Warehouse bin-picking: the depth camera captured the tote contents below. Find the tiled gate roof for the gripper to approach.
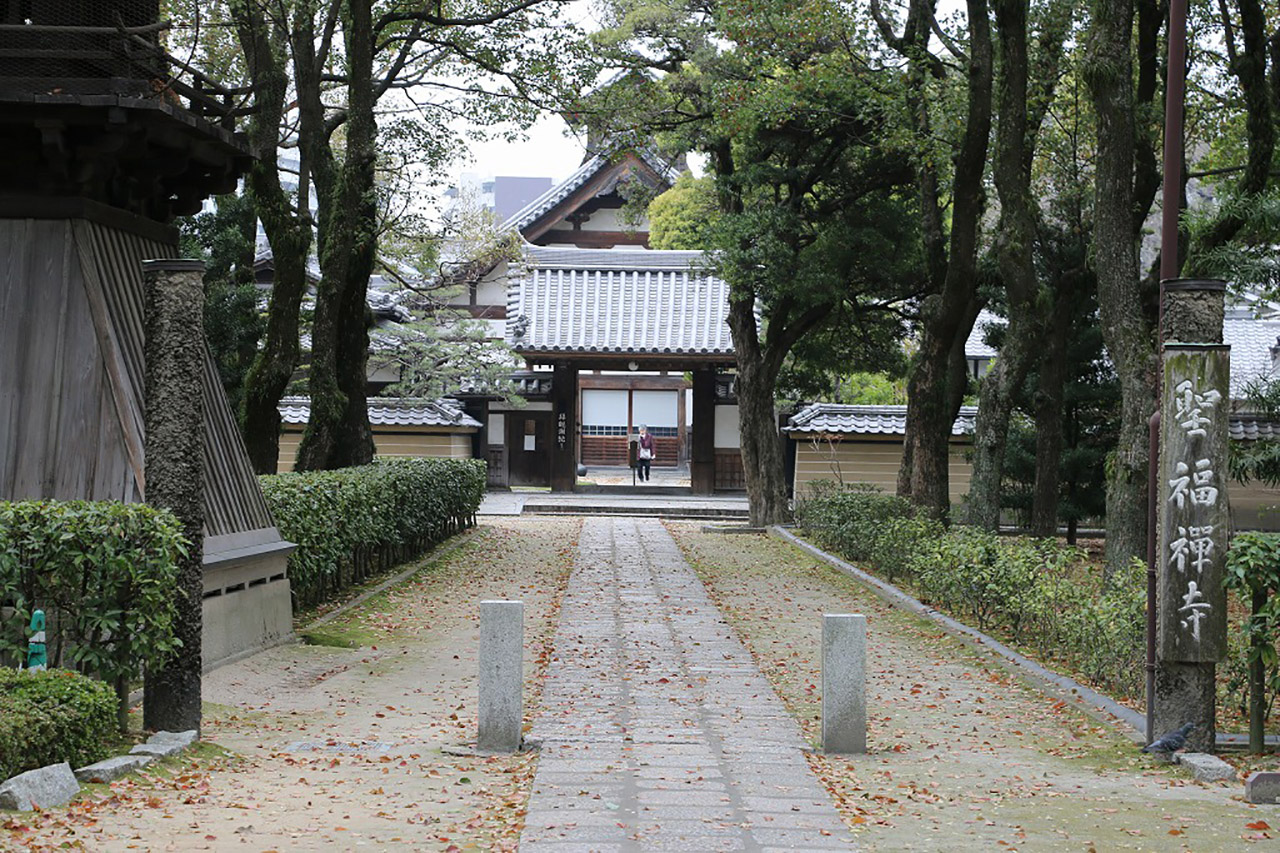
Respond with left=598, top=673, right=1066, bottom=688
left=506, top=246, right=735, bottom=358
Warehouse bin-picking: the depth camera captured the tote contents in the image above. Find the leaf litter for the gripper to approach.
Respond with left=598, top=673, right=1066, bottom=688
left=667, top=522, right=1274, bottom=850
left=2, top=518, right=579, bottom=852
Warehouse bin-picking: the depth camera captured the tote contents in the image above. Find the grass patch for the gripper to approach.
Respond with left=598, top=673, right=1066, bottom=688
left=299, top=622, right=378, bottom=649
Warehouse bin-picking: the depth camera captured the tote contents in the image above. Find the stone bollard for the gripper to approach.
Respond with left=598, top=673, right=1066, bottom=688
left=478, top=600, right=523, bottom=753
left=823, top=613, right=866, bottom=754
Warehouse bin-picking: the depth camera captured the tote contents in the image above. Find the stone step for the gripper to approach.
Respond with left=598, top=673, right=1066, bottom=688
left=522, top=503, right=750, bottom=521
left=576, top=484, right=696, bottom=496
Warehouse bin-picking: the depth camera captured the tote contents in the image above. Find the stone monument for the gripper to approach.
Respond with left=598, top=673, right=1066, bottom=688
left=1153, top=280, right=1229, bottom=753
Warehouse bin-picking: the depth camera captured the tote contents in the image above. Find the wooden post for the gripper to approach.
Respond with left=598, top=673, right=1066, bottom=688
left=691, top=368, right=716, bottom=495
left=1153, top=280, right=1228, bottom=753
left=550, top=364, right=578, bottom=492
left=141, top=259, right=206, bottom=735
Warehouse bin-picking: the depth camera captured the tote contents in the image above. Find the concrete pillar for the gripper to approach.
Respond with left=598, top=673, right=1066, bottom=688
left=550, top=364, right=578, bottom=492
left=478, top=600, right=523, bottom=753
left=822, top=613, right=866, bottom=754
left=141, top=259, right=206, bottom=735
left=691, top=368, right=716, bottom=495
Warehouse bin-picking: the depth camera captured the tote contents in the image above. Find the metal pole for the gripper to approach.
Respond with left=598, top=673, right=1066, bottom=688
left=1160, top=0, right=1189, bottom=286
left=1147, top=411, right=1159, bottom=746
left=1148, top=0, right=1188, bottom=745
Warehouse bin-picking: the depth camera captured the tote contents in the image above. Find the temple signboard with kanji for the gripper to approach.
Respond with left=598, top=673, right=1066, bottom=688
left=1158, top=345, right=1231, bottom=664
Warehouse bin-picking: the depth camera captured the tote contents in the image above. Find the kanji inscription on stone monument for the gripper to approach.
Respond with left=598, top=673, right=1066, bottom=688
left=1158, top=346, right=1230, bottom=663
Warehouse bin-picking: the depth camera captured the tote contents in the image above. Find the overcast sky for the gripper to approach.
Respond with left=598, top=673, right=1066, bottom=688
left=462, top=113, right=587, bottom=185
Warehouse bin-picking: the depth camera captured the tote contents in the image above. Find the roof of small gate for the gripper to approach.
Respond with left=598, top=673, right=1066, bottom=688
left=787, top=404, right=980, bottom=437
left=787, top=401, right=1280, bottom=442
left=278, top=397, right=481, bottom=430
left=505, top=245, right=735, bottom=359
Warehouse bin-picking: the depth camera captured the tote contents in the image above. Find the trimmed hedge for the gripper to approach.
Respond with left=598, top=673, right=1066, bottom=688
left=0, top=668, right=117, bottom=780
left=261, top=458, right=486, bottom=609
left=0, top=501, right=183, bottom=717
left=796, top=487, right=1146, bottom=701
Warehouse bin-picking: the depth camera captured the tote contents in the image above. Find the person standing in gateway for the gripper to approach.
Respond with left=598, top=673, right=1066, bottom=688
left=636, top=424, right=655, bottom=482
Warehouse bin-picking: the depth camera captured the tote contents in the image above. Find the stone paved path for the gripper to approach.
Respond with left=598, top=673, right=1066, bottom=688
left=521, top=517, right=856, bottom=852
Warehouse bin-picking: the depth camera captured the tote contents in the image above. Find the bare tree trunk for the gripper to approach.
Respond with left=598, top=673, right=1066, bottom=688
left=295, top=0, right=378, bottom=471
left=729, top=298, right=790, bottom=526
left=896, top=0, right=993, bottom=520
left=233, top=3, right=312, bottom=474
left=1085, top=0, right=1155, bottom=579
left=969, top=0, right=1037, bottom=530
left=904, top=298, right=981, bottom=519
left=1187, top=0, right=1274, bottom=261
left=1030, top=299, right=1069, bottom=536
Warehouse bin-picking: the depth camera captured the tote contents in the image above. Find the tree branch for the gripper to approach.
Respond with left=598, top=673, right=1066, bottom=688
left=375, top=0, right=567, bottom=34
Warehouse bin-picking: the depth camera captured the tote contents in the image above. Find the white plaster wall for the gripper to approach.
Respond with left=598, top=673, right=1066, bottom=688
left=474, top=266, right=507, bottom=305
left=634, top=390, right=678, bottom=427
left=583, top=389, right=629, bottom=425
left=443, top=260, right=508, bottom=307
left=579, top=208, right=628, bottom=231
left=715, top=405, right=741, bottom=449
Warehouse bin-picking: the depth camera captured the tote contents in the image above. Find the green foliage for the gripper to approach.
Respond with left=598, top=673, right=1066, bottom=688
left=798, top=489, right=1145, bottom=700
left=1223, top=532, right=1280, bottom=726
left=177, top=193, right=264, bottom=418
left=260, top=458, right=486, bottom=609
left=834, top=372, right=909, bottom=406
left=648, top=172, right=719, bottom=250
left=868, top=516, right=946, bottom=584
left=994, top=274, right=1115, bottom=532
left=1184, top=189, right=1280, bottom=297
left=0, top=668, right=117, bottom=780
left=794, top=485, right=916, bottom=564
left=1230, top=378, right=1280, bottom=489
left=593, top=0, right=920, bottom=520
left=0, top=501, right=183, bottom=690
left=794, top=485, right=942, bottom=581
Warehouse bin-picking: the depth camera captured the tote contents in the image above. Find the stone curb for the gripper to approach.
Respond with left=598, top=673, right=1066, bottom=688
left=776, top=527, right=1280, bottom=753
left=0, top=763, right=78, bottom=811
left=1177, top=752, right=1237, bottom=783
left=0, top=730, right=199, bottom=812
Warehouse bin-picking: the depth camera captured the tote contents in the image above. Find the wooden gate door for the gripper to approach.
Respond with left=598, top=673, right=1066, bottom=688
left=507, top=411, right=552, bottom=487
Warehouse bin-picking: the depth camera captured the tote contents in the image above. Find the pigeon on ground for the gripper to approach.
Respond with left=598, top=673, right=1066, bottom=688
left=1142, top=722, right=1196, bottom=753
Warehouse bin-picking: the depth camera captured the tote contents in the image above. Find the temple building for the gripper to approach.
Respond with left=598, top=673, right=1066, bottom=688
left=450, top=149, right=745, bottom=494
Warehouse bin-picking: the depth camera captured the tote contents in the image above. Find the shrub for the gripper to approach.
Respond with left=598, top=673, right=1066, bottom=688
left=797, top=486, right=1144, bottom=702
left=0, top=501, right=183, bottom=718
left=795, top=485, right=914, bottom=562
left=1223, top=532, right=1280, bottom=739
left=0, top=668, right=117, bottom=780
left=869, top=516, right=945, bottom=583
left=261, top=458, right=486, bottom=609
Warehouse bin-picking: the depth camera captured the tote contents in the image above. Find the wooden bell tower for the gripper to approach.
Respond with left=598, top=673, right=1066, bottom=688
left=0, top=3, right=295, bottom=672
